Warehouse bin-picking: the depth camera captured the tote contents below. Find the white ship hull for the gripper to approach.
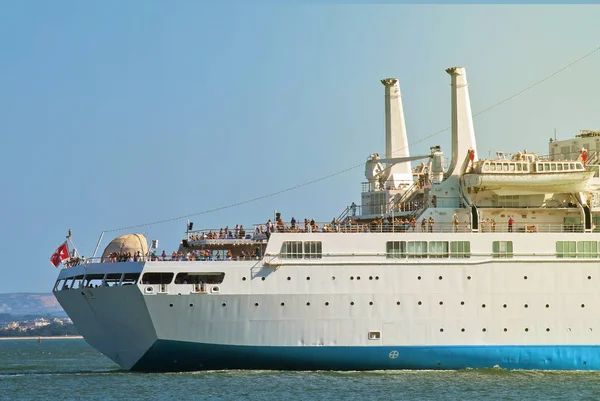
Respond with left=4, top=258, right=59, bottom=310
left=54, top=232, right=600, bottom=371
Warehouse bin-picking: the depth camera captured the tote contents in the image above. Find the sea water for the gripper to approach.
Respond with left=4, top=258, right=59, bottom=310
left=1, top=338, right=599, bottom=401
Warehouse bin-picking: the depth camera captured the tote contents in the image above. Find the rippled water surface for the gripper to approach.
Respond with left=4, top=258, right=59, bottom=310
left=1, top=338, right=600, bottom=400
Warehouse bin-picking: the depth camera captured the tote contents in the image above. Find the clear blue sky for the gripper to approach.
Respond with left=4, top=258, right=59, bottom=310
left=1, top=3, right=599, bottom=293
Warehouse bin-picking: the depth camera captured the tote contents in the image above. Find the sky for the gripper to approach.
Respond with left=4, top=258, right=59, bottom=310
left=1, top=2, right=599, bottom=293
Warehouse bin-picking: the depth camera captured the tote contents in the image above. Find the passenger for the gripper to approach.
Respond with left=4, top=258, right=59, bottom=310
left=421, top=218, right=427, bottom=232
left=508, top=216, right=514, bottom=232
left=161, top=250, right=167, bottom=261
left=453, top=213, right=459, bottom=232
left=226, top=250, right=232, bottom=261
left=428, top=216, right=435, bottom=233
left=491, top=219, right=496, bottom=232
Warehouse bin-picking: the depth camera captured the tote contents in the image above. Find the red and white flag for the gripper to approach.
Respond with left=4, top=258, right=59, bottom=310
left=50, top=242, right=69, bottom=267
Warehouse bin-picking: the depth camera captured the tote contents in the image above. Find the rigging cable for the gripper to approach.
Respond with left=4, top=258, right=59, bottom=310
left=105, top=45, right=600, bottom=233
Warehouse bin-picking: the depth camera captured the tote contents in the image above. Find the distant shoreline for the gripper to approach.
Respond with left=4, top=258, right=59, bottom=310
left=0, top=336, right=82, bottom=340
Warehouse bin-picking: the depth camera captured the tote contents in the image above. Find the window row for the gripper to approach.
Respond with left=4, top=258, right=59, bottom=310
left=386, top=241, right=514, bottom=259
left=280, top=241, right=322, bottom=259
left=556, top=241, right=600, bottom=258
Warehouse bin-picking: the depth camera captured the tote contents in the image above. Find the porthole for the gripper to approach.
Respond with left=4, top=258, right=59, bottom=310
left=524, top=276, right=528, bottom=280
left=504, top=328, right=508, bottom=332
left=461, top=328, right=465, bottom=332
left=306, top=277, right=310, bottom=281
left=222, top=303, right=227, bottom=307
left=546, top=328, right=550, bottom=332
left=357, top=276, right=361, bottom=280
left=460, top=301, right=465, bottom=305
left=287, top=277, right=291, bottom=281
left=369, top=301, right=374, bottom=306
left=169, top=304, right=173, bottom=307
left=242, top=277, right=247, bottom=281
left=255, top=302, right=259, bottom=306
left=440, top=328, right=444, bottom=332
left=350, top=276, right=354, bottom=280
left=481, top=304, right=486, bottom=308
left=482, top=328, right=487, bottom=332
left=280, top=302, right=285, bottom=306
left=588, top=276, right=592, bottom=280
left=467, top=276, right=471, bottom=280
left=261, top=277, right=265, bottom=281
left=350, top=302, right=354, bottom=306
left=524, top=304, right=528, bottom=308
left=369, top=276, right=373, bottom=280
left=417, top=276, right=422, bottom=280
left=581, top=304, right=586, bottom=308
left=589, top=328, right=593, bottom=332
left=503, top=304, right=507, bottom=308
left=325, top=302, right=329, bottom=306
left=439, top=301, right=443, bottom=305
left=189, top=304, right=194, bottom=307
left=332, top=276, right=336, bottom=280
left=546, top=304, right=550, bottom=308
left=439, top=276, right=443, bottom=280
left=396, top=301, right=400, bottom=305
left=375, top=276, right=380, bottom=280
left=306, top=302, right=310, bottom=306
left=418, top=301, right=422, bottom=305
left=568, top=328, right=572, bottom=332
left=525, top=328, right=529, bottom=332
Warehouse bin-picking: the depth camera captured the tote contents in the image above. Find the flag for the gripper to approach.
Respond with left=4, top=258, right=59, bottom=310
left=50, top=242, right=69, bottom=267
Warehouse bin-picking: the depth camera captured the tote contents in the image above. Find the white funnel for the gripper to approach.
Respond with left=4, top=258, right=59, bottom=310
left=381, top=78, right=413, bottom=188
left=446, top=67, right=478, bottom=176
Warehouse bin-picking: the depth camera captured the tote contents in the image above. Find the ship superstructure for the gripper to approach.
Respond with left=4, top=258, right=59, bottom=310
left=53, top=67, right=600, bottom=372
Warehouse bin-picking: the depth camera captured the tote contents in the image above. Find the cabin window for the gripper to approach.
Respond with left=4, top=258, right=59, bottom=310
left=557, top=164, right=563, bottom=171
left=516, top=164, right=522, bottom=171
left=577, top=241, right=598, bottom=258
left=104, top=273, right=122, bottom=287
left=304, top=241, right=322, bottom=259
left=83, top=274, right=105, bottom=288
left=570, top=163, right=576, bottom=170
left=407, top=241, right=428, bottom=258
left=556, top=241, right=577, bottom=258
left=175, top=273, right=225, bottom=284
left=71, top=275, right=85, bottom=289
left=537, top=164, right=543, bottom=172
left=122, top=273, right=140, bottom=285
left=503, top=163, right=509, bottom=171
left=483, top=164, right=489, bottom=171
left=54, top=279, right=66, bottom=291
left=368, top=331, right=381, bottom=340
left=450, top=241, right=471, bottom=258
left=141, top=272, right=174, bottom=285
left=544, top=163, right=550, bottom=171
left=490, top=164, right=496, bottom=172
left=577, top=163, right=583, bottom=169
left=429, top=241, right=449, bottom=258
left=523, top=164, right=528, bottom=172
left=386, top=241, right=406, bottom=258
left=492, top=241, right=513, bottom=258
left=281, top=241, right=303, bottom=259
left=551, top=163, right=557, bottom=171
left=509, top=164, right=515, bottom=171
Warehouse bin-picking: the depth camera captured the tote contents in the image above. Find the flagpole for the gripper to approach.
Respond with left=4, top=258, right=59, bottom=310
left=91, top=231, right=105, bottom=260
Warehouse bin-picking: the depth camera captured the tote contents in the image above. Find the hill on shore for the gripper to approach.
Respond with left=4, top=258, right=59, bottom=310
left=0, top=293, right=65, bottom=317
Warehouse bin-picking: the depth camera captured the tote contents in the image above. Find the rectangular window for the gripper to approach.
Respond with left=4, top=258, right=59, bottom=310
left=407, top=241, right=428, bottom=258
left=523, top=163, right=528, bottom=172
left=570, top=163, right=576, bottom=170
left=483, top=164, right=489, bottom=171
left=141, top=272, right=174, bottom=285
left=537, top=164, right=544, bottom=172
left=429, top=241, right=449, bottom=258
left=450, top=241, right=471, bottom=258
left=490, top=164, right=496, bottom=171
left=577, top=241, right=597, bottom=258
left=556, top=241, right=577, bottom=258
left=368, top=331, right=381, bottom=340
left=304, top=241, right=322, bottom=259
left=503, top=163, right=509, bottom=171
left=516, top=164, right=522, bottom=171
left=557, top=164, right=563, bottom=171
left=281, top=241, right=303, bottom=259
left=492, top=241, right=513, bottom=258
left=386, top=241, right=406, bottom=258
left=551, top=163, right=557, bottom=171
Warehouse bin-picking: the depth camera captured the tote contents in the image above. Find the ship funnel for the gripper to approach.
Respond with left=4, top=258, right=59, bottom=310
left=446, top=67, right=478, bottom=176
left=381, top=78, right=413, bottom=188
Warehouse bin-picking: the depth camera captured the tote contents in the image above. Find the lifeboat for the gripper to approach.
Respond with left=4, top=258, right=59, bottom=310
left=462, top=151, right=595, bottom=194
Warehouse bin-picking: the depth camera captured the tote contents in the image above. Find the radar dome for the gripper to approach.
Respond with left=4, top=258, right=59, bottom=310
left=101, top=234, right=149, bottom=261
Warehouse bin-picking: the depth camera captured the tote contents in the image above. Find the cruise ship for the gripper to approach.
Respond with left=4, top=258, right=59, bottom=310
left=52, top=67, right=600, bottom=372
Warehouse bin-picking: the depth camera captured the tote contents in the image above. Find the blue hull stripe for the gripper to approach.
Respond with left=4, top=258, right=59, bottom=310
left=131, top=341, right=600, bottom=372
